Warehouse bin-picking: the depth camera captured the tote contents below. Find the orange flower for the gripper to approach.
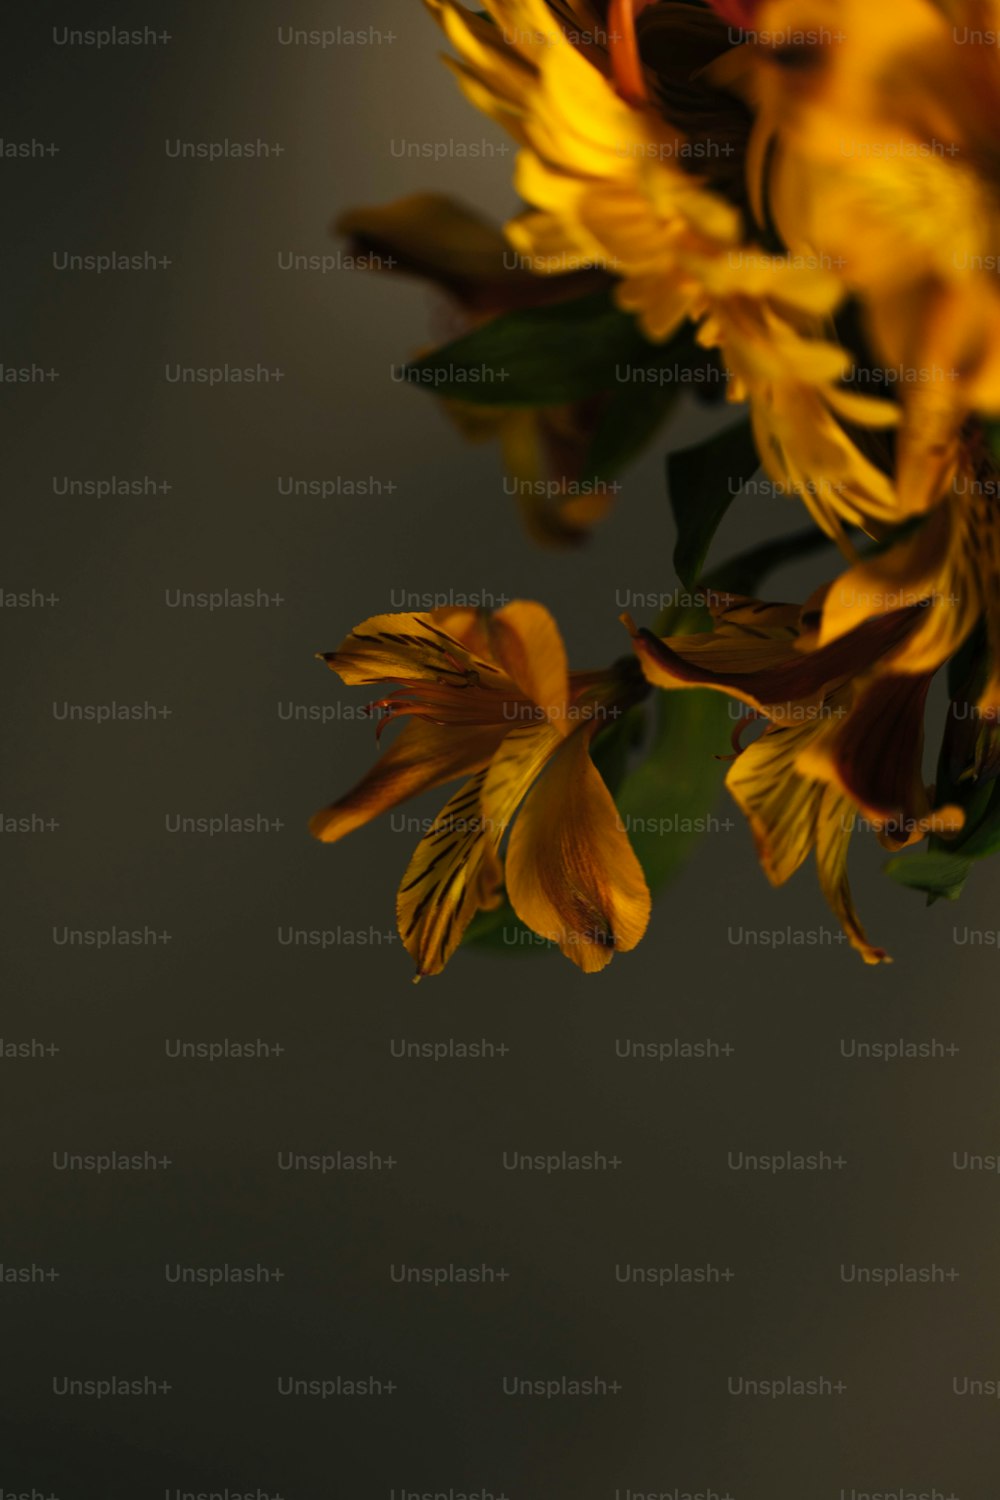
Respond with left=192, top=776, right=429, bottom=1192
left=310, top=603, right=651, bottom=977
left=624, top=592, right=964, bottom=961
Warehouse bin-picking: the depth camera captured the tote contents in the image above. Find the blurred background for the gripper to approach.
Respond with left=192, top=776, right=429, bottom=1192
left=2, top=0, right=999, bottom=1494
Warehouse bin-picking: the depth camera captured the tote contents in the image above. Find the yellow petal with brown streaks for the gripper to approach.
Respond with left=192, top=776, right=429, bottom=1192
left=309, top=719, right=507, bottom=844
left=815, top=788, right=890, bottom=965
left=399, top=722, right=563, bottom=975
left=320, top=611, right=512, bottom=690
left=725, top=719, right=823, bottom=885
left=504, top=728, right=650, bottom=971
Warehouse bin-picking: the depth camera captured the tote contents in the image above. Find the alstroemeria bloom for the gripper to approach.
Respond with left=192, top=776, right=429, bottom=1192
left=310, top=603, right=651, bottom=977
left=426, top=0, right=743, bottom=339
left=623, top=593, right=964, bottom=961
left=425, top=0, right=897, bottom=539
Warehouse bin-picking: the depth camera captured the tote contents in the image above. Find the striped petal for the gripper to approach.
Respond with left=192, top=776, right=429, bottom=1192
left=625, top=602, right=921, bottom=720
left=815, top=790, right=890, bottom=966
left=321, top=611, right=512, bottom=691
left=726, top=712, right=890, bottom=962
left=798, top=674, right=965, bottom=850
left=398, top=722, right=563, bottom=976
left=818, top=498, right=983, bottom=675
left=309, top=719, right=508, bottom=844
left=726, top=717, right=824, bottom=884
left=396, top=770, right=500, bottom=978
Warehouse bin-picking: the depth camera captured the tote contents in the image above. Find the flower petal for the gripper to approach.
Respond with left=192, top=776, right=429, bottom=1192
left=624, top=602, right=921, bottom=719
left=399, top=722, right=563, bottom=975
left=309, top=719, right=507, bottom=844
left=818, top=499, right=982, bottom=674
left=321, top=611, right=511, bottom=689
left=815, top=789, right=890, bottom=965
left=336, top=193, right=511, bottom=299
left=725, top=703, right=891, bottom=962
left=797, top=673, right=964, bottom=848
left=396, top=770, right=499, bottom=978
left=504, top=729, right=651, bottom=971
left=725, top=718, right=824, bottom=884
left=487, top=600, right=571, bottom=730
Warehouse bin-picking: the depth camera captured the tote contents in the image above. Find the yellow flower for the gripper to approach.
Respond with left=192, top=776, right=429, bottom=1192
left=715, top=0, right=1000, bottom=512
left=623, top=592, right=964, bottom=962
left=310, top=602, right=651, bottom=976
left=426, top=0, right=743, bottom=338
left=426, top=0, right=899, bottom=541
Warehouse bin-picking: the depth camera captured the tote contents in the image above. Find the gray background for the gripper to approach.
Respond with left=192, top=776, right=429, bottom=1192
left=3, top=1, right=999, bottom=1495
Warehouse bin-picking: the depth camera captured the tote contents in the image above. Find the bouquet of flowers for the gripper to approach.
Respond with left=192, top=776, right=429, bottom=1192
left=310, top=0, right=1000, bottom=978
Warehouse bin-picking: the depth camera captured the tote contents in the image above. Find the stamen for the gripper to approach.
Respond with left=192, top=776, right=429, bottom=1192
left=607, top=0, right=650, bottom=107
left=717, top=711, right=760, bottom=760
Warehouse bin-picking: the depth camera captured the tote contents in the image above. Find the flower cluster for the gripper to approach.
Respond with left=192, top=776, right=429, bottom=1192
left=311, top=0, right=1000, bottom=974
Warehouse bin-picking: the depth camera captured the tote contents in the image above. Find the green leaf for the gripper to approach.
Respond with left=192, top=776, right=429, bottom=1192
left=884, top=850, right=973, bottom=901
left=584, top=382, right=679, bottom=481
left=614, top=678, right=731, bottom=892
left=590, top=703, right=647, bottom=796
left=581, top=323, right=710, bottom=479
left=462, top=900, right=550, bottom=954
left=404, top=290, right=670, bottom=407
left=949, top=778, right=1000, bottom=861
left=668, top=417, right=761, bottom=587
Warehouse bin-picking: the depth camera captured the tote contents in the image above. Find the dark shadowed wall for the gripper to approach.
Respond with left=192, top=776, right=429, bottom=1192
left=2, top=2, right=998, bottom=1496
